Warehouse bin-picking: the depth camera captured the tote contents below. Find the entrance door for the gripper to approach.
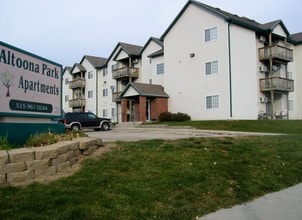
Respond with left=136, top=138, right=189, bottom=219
left=146, top=100, right=150, bottom=121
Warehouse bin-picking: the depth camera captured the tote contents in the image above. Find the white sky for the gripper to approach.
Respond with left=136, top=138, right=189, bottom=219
left=1, top=0, right=301, bottom=67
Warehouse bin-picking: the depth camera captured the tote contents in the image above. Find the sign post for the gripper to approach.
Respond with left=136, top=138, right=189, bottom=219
left=0, top=41, right=64, bottom=145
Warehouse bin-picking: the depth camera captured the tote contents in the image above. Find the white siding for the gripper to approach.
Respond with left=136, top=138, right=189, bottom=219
left=230, top=24, right=258, bottom=119
left=164, top=4, right=230, bottom=120
left=81, top=59, right=97, bottom=114
left=292, top=45, right=302, bottom=119
left=272, top=24, right=287, bottom=38
left=62, top=69, right=72, bottom=113
left=141, top=40, right=164, bottom=85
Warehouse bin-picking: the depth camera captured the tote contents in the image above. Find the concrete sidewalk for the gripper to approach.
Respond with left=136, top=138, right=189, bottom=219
left=199, top=183, right=302, bottom=220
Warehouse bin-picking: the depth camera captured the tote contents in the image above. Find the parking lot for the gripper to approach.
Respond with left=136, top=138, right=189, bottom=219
left=86, top=126, right=279, bottom=142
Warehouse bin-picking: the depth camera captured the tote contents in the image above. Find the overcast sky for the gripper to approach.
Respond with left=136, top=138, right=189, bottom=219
left=1, top=0, right=301, bottom=67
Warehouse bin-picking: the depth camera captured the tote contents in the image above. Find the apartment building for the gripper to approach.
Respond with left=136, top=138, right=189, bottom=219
left=63, top=0, right=302, bottom=122
left=63, top=55, right=107, bottom=115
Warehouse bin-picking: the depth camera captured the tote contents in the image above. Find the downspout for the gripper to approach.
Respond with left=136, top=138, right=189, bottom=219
left=228, top=22, right=233, bottom=118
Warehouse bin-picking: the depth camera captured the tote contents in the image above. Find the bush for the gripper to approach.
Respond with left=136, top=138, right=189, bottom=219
left=0, top=135, right=12, bottom=150
left=158, top=112, right=191, bottom=122
left=25, top=130, right=87, bottom=147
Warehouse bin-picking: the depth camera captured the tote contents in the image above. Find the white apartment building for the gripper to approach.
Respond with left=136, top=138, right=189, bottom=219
left=63, top=0, right=302, bottom=122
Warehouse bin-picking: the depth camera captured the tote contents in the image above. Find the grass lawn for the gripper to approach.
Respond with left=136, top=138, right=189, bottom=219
left=155, top=120, right=302, bottom=134
left=1, top=121, right=302, bottom=219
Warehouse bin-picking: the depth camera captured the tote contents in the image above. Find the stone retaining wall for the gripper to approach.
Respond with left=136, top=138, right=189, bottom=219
left=0, top=137, right=103, bottom=185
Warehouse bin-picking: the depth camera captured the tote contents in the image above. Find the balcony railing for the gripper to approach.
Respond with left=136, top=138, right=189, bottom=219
left=69, top=78, right=86, bottom=89
left=259, top=45, right=293, bottom=62
left=112, top=67, right=139, bottom=79
left=260, top=77, right=294, bottom=92
left=69, top=99, right=86, bottom=108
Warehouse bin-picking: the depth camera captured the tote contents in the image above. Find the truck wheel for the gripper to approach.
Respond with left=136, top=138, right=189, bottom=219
left=101, top=122, right=110, bottom=131
left=71, top=124, right=80, bottom=132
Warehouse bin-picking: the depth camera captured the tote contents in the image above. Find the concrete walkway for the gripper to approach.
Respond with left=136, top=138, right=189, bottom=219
left=199, top=183, right=302, bottom=220
left=87, top=126, right=280, bottom=142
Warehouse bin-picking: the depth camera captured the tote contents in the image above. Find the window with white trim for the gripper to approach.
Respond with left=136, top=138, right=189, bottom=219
left=88, top=90, right=93, bottom=98
left=65, top=95, right=69, bottom=102
left=103, top=68, right=108, bottom=77
left=103, top=109, right=108, bottom=117
left=65, top=78, right=69, bottom=85
left=205, top=27, right=218, bottom=42
left=206, top=95, right=219, bottom=109
left=111, top=108, right=116, bottom=117
left=103, top=88, right=108, bottom=97
left=288, top=100, right=293, bottom=111
left=205, top=61, right=218, bottom=75
left=88, top=71, right=93, bottom=79
left=156, top=63, right=164, bottom=74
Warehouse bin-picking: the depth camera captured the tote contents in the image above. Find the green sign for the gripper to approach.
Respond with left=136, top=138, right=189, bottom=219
left=9, top=99, right=52, bottom=113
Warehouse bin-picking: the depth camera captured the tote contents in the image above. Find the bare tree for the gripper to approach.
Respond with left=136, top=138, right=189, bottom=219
left=0, top=70, right=14, bottom=97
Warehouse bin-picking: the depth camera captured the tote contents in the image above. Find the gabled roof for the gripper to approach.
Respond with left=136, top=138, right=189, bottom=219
left=81, top=55, right=107, bottom=68
left=148, top=49, right=164, bottom=58
left=260, top=20, right=289, bottom=36
left=119, top=82, right=169, bottom=99
left=63, top=66, right=72, bottom=73
left=70, top=63, right=86, bottom=74
left=119, top=42, right=143, bottom=56
left=107, top=42, right=143, bottom=63
left=290, top=32, right=302, bottom=44
left=140, top=37, right=163, bottom=55
left=62, top=66, right=72, bottom=76
left=161, top=0, right=292, bottom=39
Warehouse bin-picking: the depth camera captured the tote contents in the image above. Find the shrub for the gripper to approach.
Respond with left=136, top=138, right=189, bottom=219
left=26, top=132, right=58, bottom=147
left=158, top=112, right=191, bottom=122
left=25, top=130, right=87, bottom=147
left=0, top=135, right=12, bottom=150
left=158, top=112, right=173, bottom=122
left=172, top=112, right=191, bottom=121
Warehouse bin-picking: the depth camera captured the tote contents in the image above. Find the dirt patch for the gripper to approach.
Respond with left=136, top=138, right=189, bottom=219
left=8, top=143, right=118, bottom=187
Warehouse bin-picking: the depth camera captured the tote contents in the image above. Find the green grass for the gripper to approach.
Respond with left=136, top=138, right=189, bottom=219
left=1, top=130, right=302, bottom=219
left=155, top=120, right=302, bottom=134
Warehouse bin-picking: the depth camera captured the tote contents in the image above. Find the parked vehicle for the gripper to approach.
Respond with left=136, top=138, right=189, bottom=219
left=60, top=112, right=112, bottom=131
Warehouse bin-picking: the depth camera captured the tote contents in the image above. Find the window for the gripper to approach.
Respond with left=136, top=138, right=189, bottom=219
left=288, top=100, right=293, bottom=111
left=149, top=58, right=152, bottom=64
left=65, top=78, right=69, bottom=85
left=205, top=27, right=218, bottom=42
left=88, top=71, right=93, bottom=79
left=206, top=95, right=219, bottom=109
left=88, top=90, right=93, bottom=98
left=103, top=88, right=108, bottom=97
left=103, top=68, right=108, bottom=77
left=65, top=95, right=69, bottom=102
left=111, top=108, right=116, bottom=117
left=103, top=109, right=108, bottom=117
left=156, top=63, right=164, bottom=74
left=205, top=61, right=218, bottom=75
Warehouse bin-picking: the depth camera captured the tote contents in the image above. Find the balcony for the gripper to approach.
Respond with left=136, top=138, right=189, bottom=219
left=69, top=99, right=86, bottom=108
left=259, top=45, right=293, bottom=63
left=112, top=92, right=122, bottom=102
left=260, top=77, right=294, bottom=92
left=69, top=78, right=86, bottom=89
left=112, top=67, right=139, bottom=79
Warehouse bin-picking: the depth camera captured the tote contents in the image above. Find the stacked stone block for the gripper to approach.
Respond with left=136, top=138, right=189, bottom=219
left=0, top=138, right=103, bottom=185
